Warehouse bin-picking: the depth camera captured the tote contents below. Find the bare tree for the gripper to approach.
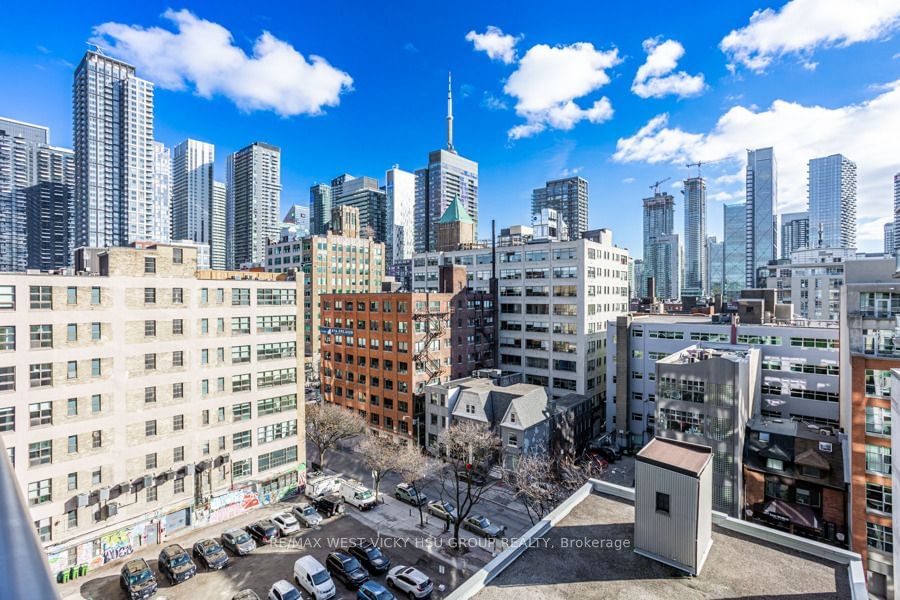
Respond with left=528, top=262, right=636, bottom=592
left=506, top=447, right=599, bottom=525
left=436, top=421, right=501, bottom=551
left=305, top=403, right=365, bottom=470
left=358, top=435, right=401, bottom=503
left=396, top=444, right=438, bottom=527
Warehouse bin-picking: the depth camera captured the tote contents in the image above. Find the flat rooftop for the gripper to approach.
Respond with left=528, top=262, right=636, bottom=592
left=472, top=491, right=852, bottom=600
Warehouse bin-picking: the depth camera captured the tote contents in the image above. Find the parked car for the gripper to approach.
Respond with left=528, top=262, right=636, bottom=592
left=395, top=483, right=427, bottom=506
left=595, top=447, right=619, bottom=463
left=192, top=538, right=230, bottom=570
left=457, top=469, right=487, bottom=487
left=222, top=528, right=257, bottom=556
left=314, top=493, right=345, bottom=518
left=357, top=581, right=395, bottom=600
left=272, top=512, right=301, bottom=536
left=268, top=580, right=302, bottom=600
left=600, top=445, right=622, bottom=459
left=386, top=565, right=433, bottom=599
left=462, top=515, right=506, bottom=539
left=119, top=558, right=158, bottom=600
left=248, top=519, right=280, bottom=544
left=293, top=503, right=324, bottom=527
left=348, top=541, right=391, bottom=574
left=157, top=544, right=198, bottom=585
left=232, top=591, right=260, bottom=600
left=427, top=500, right=457, bottom=523
left=294, top=555, right=337, bottom=600
left=326, top=551, right=370, bottom=589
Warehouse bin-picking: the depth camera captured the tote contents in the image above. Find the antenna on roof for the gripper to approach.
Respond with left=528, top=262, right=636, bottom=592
left=87, top=42, right=106, bottom=55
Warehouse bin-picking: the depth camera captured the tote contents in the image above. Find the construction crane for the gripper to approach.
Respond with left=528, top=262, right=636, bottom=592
left=685, top=158, right=728, bottom=178
left=649, top=177, right=671, bottom=195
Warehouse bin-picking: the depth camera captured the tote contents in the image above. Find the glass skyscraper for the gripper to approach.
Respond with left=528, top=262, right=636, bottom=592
left=780, top=211, right=809, bottom=258
left=706, top=236, right=724, bottom=297
left=334, top=176, right=387, bottom=243
left=808, top=153, right=857, bottom=249
left=642, top=192, right=678, bottom=299
left=745, top=147, right=777, bottom=287
left=724, top=203, right=746, bottom=301
left=531, top=176, right=589, bottom=241
left=73, top=51, right=158, bottom=248
left=172, top=139, right=215, bottom=249
left=682, top=177, right=706, bottom=296
left=309, top=183, right=333, bottom=235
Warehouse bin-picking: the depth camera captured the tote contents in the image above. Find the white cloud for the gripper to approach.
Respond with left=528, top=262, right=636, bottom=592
left=709, top=191, right=737, bottom=202
left=613, top=81, right=900, bottom=243
left=561, top=167, right=583, bottom=177
left=481, top=92, right=508, bottom=111
left=632, top=37, right=705, bottom=99
left=721, top=0, right=900, bottom=71
left=504, top=42, right=619, bottom=139
left=622, top=177, right=636, bottom=184
left=92, top=9, right=353, bottom=117
left=465, top=26, right=521, bottom=64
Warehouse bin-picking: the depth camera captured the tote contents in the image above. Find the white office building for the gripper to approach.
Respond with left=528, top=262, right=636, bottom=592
left=412, top=229, right=630, bottom=423
left=386, top=166, right=416, bottom=265
left=172, top=139, right=215, bottom=253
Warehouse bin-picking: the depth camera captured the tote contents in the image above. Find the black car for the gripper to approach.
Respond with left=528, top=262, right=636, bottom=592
left=192, top=538, right=230, bottom=570
left=120, top=558, right=158, bottom=600
left=595, top=447, right=619, bottom=463
left=347, top=541, right=391, bottom=574
left=326, top=551, right=370, bottom=589
left=314, top=493, right=345, bottom=517
left=157, top=544, right=198, bottom=585
left=458, top=469, right=487, bottom=487
left=247, top=519, right=280, bottom=545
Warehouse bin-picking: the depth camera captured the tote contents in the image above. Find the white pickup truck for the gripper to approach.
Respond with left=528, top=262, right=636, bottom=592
left=339, top=479, right=377, bottom=510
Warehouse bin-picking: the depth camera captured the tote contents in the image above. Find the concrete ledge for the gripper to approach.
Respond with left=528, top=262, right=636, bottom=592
left=444, top=482, right=593, bottom=600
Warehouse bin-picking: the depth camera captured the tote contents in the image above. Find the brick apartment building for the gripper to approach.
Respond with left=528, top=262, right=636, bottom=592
left=320, top=265, right=495, bottom=444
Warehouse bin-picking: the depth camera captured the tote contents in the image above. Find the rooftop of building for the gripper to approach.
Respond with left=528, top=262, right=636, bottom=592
left=439, top=196, right=474, bottom=224
left=657, top=344, right=754, bottom=366
left=467, top=485, right=857, bottom=600
left=636, top=438, right=711, bottom=477
left=621, top=312, right=838, bottom=329
left=744, top=417, right=845, bottom=490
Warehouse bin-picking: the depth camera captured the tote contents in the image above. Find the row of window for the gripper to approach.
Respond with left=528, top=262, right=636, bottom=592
left=0, top=285, right=103, bottom=311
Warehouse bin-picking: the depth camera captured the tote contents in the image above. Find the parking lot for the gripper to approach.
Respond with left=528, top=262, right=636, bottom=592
left=63, top=500, right=477, bottom=600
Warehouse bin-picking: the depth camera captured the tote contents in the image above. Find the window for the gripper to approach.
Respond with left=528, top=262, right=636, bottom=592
left=866, top=406, right=892, bottom=436
left=91, top=358, right=101, bottom=376
left=0, top=285, right=15, bottom=310
left=173, top=382, right=184, bottom=398
left=144, top=288, right=156, bottom=304
left=28, top=480, right=51, bottom=505
left=0, top=325, right=14, bottom=351
left=173, top=415, right=184, bottom=431
left=30, top=325, right=52, bottom=349
left=172, top=351, right=184, bottom=367
left=35, top=518, right=51, bottom=542
left=866, top=483, right=892, bottom=514
left=28, top=440, right=52, bottom=466
left=0, top=366, right=13, bottom=392
left=146, top=453, right=157, bottom=470
left=257, top=446, right=298, bottom=472
left=144, top=257, right=156, bottom=273
left=91, top=394, right=102, bottom=414
left=258, top=368, right=296, bottom=389
left=29, top=286, right=51, bottom=309
left=145, top=420, right=157, bottom=437
left=232, top=374, right=251, bottom=392
left=29, top=402, right=52, bottom=427
left=145, top=354, right=156, bottom=370
left=144, top=320, right=156, bottom=337
left=232, top=402, right=251, bottom=421
left=0, top=406, right=14, bottom=431
left=173, top=319, right=184, bottom=335
left=258, top=394, right=297, bottom=416
left=866, top=444, right=891, bottom=475
left=174, top=478, right=185, bottom=494
left=231, top=345, right=251, bottom=364
left=66, top=287, right=77, bottom=305
left=92, top=469, right=101, bottom=485
left=144, top=387, right=156, bottom=403
left=67, top=361, right=77, bottom=379
left=67, top=473, right=77, bottom=490
left=508, top=433, right=518, bottom=448
left=67, top=324, right=77, bottom=342
left=655, top=492, right=670, bottom=514
left=232, top=288, right=250, bottom=306
left=172, top=248, right=183, bottom=264
left=91, top=430, right=101, bottom=448
left=147, top=486, right=157, bottom=502
left=257, top=420, right=297, bottom=444
left=30, top=363, right=52, bottom=387
left=67, top=435, right=77, bottom=454
left=66, top=398, right=77, bottom=416
left=231, top=317, right=250, bottom=335
left=233, top=459, right=252, bottom=479
left=90, top=287, right=101, bottom=305
left=173, top=446, right=184, bottom=462
left=232, top=430, right=252, bottom=450
left=91, top=323, right=101, bottom=340
left=867, top=521, right=893, bottom=553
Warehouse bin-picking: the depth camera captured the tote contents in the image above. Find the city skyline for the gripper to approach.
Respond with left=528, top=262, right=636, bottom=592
left=0, top=2, right=897, bottom=257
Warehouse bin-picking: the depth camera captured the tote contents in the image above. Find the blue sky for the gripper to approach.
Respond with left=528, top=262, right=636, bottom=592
left=1, top=1, right=898, bottom=254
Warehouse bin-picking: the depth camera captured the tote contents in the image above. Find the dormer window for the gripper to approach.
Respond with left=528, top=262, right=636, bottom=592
left=466, top=404, right=475, bottom=414
left=759, top=432, right=770, bottom=443
left=510, top=413, right=516, bottom=423
left=800, top=465, right=822, bottom=478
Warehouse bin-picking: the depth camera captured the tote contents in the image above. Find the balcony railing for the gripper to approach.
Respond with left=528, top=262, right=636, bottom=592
left=0, top=438, right=59, bottom=599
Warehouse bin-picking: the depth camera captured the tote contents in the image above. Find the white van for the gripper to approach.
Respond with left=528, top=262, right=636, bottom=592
left=293, top=555, right=336, bottom=600
left=339, top=479, right=377, bottom=510
left=304, top=472, right=343, bottom=500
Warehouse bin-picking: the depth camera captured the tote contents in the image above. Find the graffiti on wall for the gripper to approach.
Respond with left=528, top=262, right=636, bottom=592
left=101, top=527, right=135, bottom=564
left=206, top=490, right=261, bottom=525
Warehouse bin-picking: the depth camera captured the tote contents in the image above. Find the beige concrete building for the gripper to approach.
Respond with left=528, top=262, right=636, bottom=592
left=0, top=243, right=304, bottom=577
left=265, top=206, right=385, bottom=385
